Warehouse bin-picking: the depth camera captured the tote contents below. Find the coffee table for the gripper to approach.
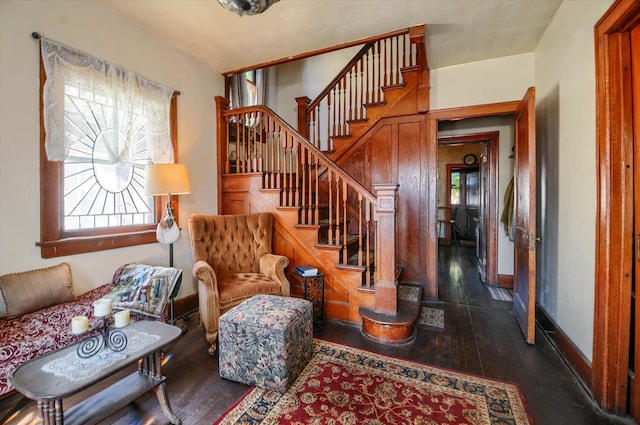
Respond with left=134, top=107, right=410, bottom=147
left=9, top=320, right=182, bottom=425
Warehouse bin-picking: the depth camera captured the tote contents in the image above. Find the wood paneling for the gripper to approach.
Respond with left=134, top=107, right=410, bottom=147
left=337, top=115, right=429, bottom=295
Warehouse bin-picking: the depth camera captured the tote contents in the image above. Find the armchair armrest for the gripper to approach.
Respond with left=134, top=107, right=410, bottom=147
left=193, top=260, right=216, bottom=286
left=259, top=254, right=290, bottom=296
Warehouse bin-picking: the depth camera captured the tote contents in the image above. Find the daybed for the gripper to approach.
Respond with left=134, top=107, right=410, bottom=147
left=0, top=262, right=182, bottom=397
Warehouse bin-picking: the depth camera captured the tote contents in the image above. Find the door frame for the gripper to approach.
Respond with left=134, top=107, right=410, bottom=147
left=593, top=0, right=640, bottom=415
left=438, top=132, right=499, bottom=285
left=427, top=101, right=521, bottom=299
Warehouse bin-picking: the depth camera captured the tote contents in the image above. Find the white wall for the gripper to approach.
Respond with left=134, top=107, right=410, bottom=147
left=431, top=53, right=535, bottom=110
left=534, top=0, right=613, bottom=362
left=0, top=0, right=223, bottom=297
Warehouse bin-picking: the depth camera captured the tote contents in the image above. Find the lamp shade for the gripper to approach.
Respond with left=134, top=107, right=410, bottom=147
left=144, top=163, right=191, bottom=196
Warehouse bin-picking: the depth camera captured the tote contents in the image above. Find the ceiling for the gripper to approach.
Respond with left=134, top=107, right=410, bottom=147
left=102, top=0, right=563, bottom=74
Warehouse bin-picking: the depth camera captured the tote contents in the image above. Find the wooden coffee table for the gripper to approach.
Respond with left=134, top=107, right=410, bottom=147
left=9, top=320, right=182, bottom=425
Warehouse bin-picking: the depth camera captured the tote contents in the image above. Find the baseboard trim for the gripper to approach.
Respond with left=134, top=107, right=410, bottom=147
left=497, top=274, right=513, bottom=288
left=536, top=305, right=592, bottom=392
left=174, top=293, right=198, bottom=318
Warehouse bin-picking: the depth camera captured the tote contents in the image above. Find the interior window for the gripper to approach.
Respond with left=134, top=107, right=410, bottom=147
left=450, top=171, right=461, bottom=205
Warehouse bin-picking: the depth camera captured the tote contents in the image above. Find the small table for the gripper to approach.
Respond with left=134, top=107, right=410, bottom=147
left=292, top=269, right=324, bottom=328
left=10, top=320, right=181, bottom=425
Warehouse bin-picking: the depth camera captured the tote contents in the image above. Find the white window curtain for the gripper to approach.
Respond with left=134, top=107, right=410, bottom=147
left=40, top=38, right=174, bottom=163
left=229, top=73, right=247, bottom=109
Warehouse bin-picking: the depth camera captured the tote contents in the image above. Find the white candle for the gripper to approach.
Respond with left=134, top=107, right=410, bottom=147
left=71, top=316, right=89, bottom=335
left=114, top=310, right=130, bottom=328
left=93, top=299, right=112, bottom=317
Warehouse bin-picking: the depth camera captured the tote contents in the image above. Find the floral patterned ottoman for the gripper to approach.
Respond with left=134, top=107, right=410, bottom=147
left=218, top=294, right=313, bottom=393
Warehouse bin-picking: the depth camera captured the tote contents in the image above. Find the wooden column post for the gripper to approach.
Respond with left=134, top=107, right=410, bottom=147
left=409, top=25, right=430, bottom=113
left=215, top=96, right=230, bottom=213
left=374, top=183, right=399, bottom=315
left=295, top=96, right=311, bottom=139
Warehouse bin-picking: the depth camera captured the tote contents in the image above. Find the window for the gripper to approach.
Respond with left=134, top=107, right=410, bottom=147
left=450, top=171, right=461, bottom=205
left=228, top=68, right=266, bottom=109
left=37, top=38, right=178, bottom=258
left=244, top=70, right=258, bottom=106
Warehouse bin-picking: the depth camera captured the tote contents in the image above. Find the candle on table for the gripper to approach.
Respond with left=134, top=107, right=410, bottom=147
left=114, top=310, right=130, bottom=328
left=71, top=316, right=89, bottom=334
left=93, top=299, right=112, bottom=317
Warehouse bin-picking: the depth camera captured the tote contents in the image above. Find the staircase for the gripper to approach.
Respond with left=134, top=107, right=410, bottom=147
left=215, top=25, right=429, bottom=344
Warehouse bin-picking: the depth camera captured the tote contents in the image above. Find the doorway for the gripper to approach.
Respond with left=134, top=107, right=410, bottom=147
left=427, top=88, right=537, bottom=344
left=593, top=2, right=640, bottom=419
left=436, top=128, right=504, bottom=288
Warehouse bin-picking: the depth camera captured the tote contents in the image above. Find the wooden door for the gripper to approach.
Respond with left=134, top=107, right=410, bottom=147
left=631, top=21, right=640, bottom=423
left=478, top=143, right=489, bottom=282
left=513, top=87, right=537, bottom=344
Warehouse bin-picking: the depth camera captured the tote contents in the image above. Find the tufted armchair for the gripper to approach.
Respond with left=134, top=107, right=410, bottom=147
left=188, top=213, right=290, bottom=354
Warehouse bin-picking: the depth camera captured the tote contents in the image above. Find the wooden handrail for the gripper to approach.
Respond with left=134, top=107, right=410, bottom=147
left=299, top=25, right=426, bottom=151
left=308, top=42, right=375, bottom=113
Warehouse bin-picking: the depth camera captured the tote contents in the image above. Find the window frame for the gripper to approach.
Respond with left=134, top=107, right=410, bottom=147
left=37, top=55, right=180, bottom=258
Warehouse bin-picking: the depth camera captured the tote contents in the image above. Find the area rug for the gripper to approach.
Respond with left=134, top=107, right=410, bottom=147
left=418, top=302, right=445, bottom=331
left=214, top=339, right=533, bottom=425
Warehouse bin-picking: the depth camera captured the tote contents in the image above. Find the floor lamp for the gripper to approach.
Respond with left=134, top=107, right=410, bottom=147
left=145, top=163, right=191, bottom=333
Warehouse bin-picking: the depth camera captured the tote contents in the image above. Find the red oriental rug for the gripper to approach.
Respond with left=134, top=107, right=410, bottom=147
left=214, top=340, right=534, bottom=425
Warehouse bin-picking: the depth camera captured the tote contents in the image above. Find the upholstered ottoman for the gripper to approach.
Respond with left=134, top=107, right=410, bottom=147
left=218, top=294, right=313, bottom=393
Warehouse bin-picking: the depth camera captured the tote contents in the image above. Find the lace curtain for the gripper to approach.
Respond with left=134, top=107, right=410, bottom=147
left=40, top=38, right=174, bottom=163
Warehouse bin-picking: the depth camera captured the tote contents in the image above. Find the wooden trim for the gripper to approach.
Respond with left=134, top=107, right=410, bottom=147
left=536, top=305, right=593, bottom=391
left=222, top=26, right=414, bottom=76
left=174, top=293, right=199, bottom=318
left=497, top=274, right=514, bottom=288
left=593, top=0, right=640, bottom=413
left=429, top=101, right=520, bottom=121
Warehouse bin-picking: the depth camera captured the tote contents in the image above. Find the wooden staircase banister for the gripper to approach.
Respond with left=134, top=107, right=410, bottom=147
left=218, top=103, right=381, bottom=288
left=221, top=104, right=377, bottom=204
left=307, top=41, right=375, bottom=114
left=298, top=24, right=427, bottom=152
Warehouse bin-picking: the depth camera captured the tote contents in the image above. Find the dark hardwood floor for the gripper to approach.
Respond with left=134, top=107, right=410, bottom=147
left=1, top=246, right=636, bottom=424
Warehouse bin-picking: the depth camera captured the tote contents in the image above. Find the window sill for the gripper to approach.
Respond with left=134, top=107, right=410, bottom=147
left=37, top=230, right=158, bottom=258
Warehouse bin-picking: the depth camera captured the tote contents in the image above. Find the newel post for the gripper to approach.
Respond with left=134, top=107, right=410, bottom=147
left=374, top=183, right=399, bottom=315
left=295, top=96, right=311, bottom=139
left=409, top=24, right=430, bottom=113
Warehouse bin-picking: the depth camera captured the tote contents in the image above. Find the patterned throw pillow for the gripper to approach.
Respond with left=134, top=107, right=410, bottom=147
left=105, top=263, right=182, bottom=320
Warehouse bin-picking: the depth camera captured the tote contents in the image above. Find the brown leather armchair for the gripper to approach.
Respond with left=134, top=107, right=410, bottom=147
left=187, top=213, right=290, bottom=354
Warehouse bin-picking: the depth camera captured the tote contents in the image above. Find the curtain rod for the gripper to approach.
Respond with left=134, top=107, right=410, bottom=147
left=31, top=32, right=181, bottom=96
